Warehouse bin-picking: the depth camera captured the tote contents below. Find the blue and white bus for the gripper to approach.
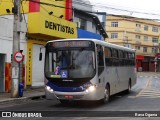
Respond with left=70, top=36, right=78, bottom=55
left=42, top=38, right=137, bottom=104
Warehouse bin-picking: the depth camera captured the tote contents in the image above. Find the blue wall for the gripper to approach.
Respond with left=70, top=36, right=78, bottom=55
left=78, top=29, right=101, bottom=40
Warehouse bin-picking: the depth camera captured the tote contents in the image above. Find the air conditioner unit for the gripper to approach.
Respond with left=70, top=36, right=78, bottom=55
left=77, top=22, right=81, bottom=28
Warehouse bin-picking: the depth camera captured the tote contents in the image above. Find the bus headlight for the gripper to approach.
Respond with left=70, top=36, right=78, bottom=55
left=46, top=86, right=54, bottom=92
left=86, top=85, right=96, bottom=92
left=88, top=85, right=96, bottom=91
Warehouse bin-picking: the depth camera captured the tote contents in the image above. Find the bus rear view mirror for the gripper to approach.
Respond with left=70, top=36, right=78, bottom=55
left=39, top=52, right=42, bottom=61
left=39, top=45, right=45, bottom=61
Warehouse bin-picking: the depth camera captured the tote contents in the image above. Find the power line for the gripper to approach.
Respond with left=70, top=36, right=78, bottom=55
left=91, top=3, right=160, bottom=16
left=23, top=0, right=160, bottom=20
left=26, top=0, right=68, bottom=9
left=21, top=1, right=28, bottom=32
left=40, top=4, right=63, bottom=19
left=87, top=1, right=160, bottom=19
left=0, top=0, right=158, bottom=19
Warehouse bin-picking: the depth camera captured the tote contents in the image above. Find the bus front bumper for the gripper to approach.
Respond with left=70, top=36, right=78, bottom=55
left=45, top=86, right=103, bottom=101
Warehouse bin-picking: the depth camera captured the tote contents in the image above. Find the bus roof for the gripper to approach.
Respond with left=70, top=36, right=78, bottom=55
left=47, top=38, right=136, bottom=52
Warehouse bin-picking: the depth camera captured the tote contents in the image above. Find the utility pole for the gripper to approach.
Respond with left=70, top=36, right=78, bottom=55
left=11, top=0, right=21, bottom=98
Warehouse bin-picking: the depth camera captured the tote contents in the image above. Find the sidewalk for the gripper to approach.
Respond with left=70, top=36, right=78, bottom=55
left=137, top=72, right=160, bottom=77
left=0, top=86, right=45, bottom=104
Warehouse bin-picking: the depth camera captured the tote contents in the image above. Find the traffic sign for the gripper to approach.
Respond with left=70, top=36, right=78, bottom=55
left=14, top=52, right=24, bottom=63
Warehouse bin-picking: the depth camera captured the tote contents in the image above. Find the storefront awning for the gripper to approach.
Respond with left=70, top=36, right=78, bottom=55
left=136, top=55, right=144, bottom=60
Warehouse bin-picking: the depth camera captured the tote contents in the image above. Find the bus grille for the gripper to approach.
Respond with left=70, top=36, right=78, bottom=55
left=56, top=95, right=84, bottom=100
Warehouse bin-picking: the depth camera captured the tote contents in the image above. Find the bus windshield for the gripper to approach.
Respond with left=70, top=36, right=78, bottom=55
left=45, top=49, right=96, bottom=79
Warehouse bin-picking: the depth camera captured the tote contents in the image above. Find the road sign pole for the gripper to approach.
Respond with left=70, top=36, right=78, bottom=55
left=11, top=0, right=21, bottom=98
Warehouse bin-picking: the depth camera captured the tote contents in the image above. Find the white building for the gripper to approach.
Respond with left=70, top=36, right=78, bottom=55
left=0, top=15, right=27, bottom=92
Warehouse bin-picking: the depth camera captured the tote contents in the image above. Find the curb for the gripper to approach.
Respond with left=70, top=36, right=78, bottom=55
left=0, top=94, right=45, bottom=105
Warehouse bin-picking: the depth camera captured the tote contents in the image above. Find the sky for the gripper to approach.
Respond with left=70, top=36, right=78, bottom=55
left=88, top=0, right=160, bottom=20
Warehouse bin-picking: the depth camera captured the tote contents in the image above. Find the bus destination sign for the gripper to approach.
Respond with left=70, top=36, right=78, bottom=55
left=50, top=41, right=91, bottom=48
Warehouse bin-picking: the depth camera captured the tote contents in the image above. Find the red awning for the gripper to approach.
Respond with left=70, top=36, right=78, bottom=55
left=136, top=55, right=144, bottom=60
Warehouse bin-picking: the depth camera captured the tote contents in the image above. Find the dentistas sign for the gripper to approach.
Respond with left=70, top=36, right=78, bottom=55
left=45, top=20, right=74, bottom=34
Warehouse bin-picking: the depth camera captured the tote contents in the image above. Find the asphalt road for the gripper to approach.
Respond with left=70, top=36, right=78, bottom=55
left=1, top=73, right=160, bottom=119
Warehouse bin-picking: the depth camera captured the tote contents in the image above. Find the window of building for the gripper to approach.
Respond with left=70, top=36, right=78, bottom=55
left=144, top=36, right=148, bottom=41
left=154, top=47, right=158, bottom=54
left=136, top=35, right=141, bottom=39
left=152, top=47, right=157, bottom=54
left=136, top=23, right=141, bottom=28
left=111, top=33, right=118, bottom=39
left=144, top=25, right=148, bottom=31
left=152, top=27, right=158, bottom=32
left=79, top=18, right=86, bottom=30
left=135, top=46, right=140, bottom=50
left=135, top=24, right=141, bottom=32
left=143, top=47, right=147, bottom=52
left=155, top=48, right=158, bottom=53
left=111, top=22, right=118, bottom=27
left=152, top=37, right=158, bottom=43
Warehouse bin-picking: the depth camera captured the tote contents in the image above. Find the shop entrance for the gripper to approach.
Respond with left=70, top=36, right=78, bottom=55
left=32, top=44, right=45, bottom=87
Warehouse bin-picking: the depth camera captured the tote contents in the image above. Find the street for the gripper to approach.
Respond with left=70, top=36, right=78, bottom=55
left=0, top=73, right=160, bottom=119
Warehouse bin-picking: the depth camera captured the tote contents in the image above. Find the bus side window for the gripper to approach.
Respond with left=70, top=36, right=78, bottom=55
left=97, top=45, right=104, bottom=66
left=124, top=52, right=128, bottom=66
left=97, top=45, right=104, bottom=75
left=104, top=47, right=112, bottom=66
left=112, top=49, right=119, bottom=66
left=128, top=52, right=132, bottom=65
left=119, top=50, right=123, bottom=66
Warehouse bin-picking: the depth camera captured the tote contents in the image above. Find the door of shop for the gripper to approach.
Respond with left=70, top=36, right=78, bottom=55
left=142, top=62, right=149, bottom=71
left=0, top=54, right=5, bottom=92
left=32, top=44, right=45, bottom=87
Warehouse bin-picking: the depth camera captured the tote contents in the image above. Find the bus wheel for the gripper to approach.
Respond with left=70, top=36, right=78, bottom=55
left=102, top=85, right=110, bottom=104
left=59, top=100, right=69, bottom=104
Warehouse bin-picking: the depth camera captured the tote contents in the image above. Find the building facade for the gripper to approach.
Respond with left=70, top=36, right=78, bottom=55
left=0, top=0, right=29, bottom=92
left=72, top=0, right=107, bottom=40
left=0, top=0, right=106, bottom=93
left=0, top=0, right=77, bottom=92
left=73, top=9, right=107, bottom=40
left=106, top=15, right=160, bottom=72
